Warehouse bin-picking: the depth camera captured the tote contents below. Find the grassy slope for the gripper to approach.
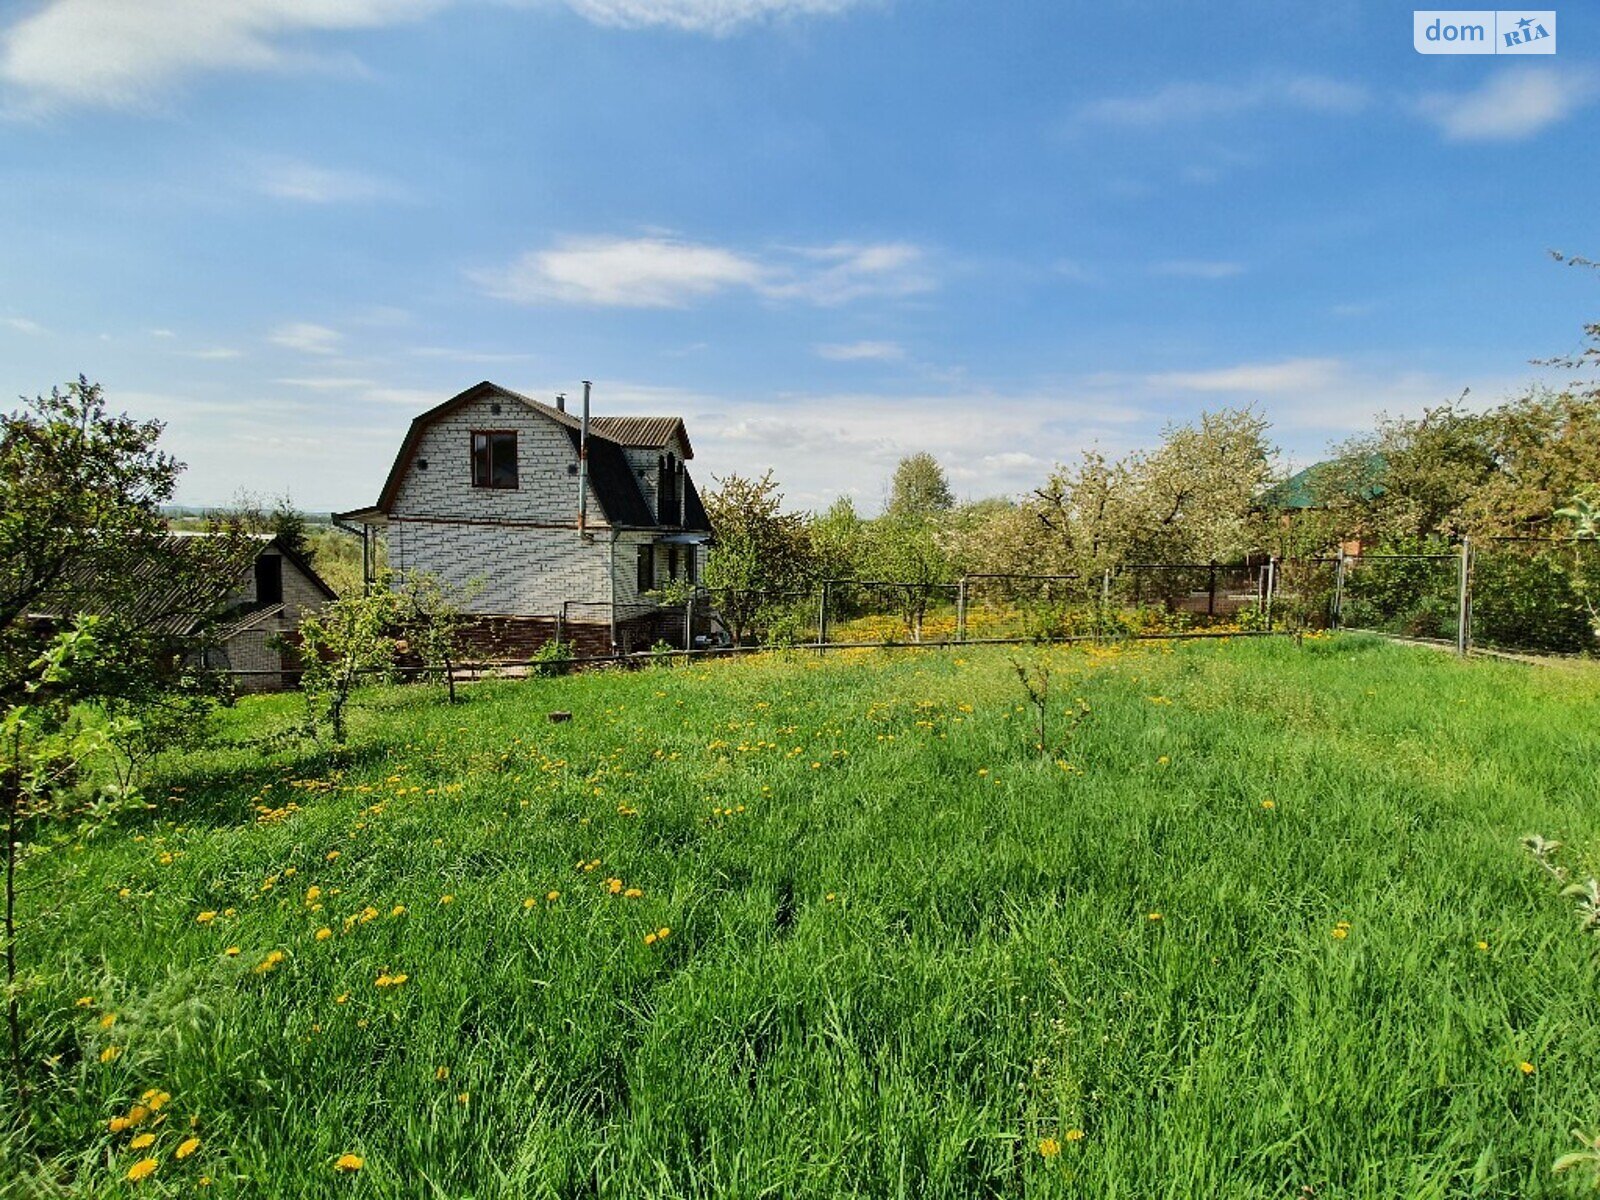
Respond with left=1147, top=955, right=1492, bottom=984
left=9, top=636, right=1600, bottom=1199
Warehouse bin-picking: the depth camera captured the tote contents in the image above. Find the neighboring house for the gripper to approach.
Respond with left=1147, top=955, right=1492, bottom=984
left=335, top=381, right=714, bottom=658
left=1258, top=455, right=1387, bottom=556
left=27, top=532, right=338, bottom=694
left=204, top=534, right=339, bottom=692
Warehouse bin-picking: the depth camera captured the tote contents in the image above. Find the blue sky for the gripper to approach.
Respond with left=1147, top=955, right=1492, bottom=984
left=1, top=0, right=1596, bottom=513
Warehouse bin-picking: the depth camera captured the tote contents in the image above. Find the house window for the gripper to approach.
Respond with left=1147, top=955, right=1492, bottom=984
left=636, top=545, right=655, bottom=595
left=686, top=547, right=698, bottom=584
left=471, top=431, right=518, bottom=489
left=255, top=554, right=283, bottom=606
left=667, top=547, right=679, bottom=581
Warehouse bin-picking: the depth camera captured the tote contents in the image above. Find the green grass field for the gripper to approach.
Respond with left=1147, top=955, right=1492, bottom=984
left=9, top=635, right=1600, bottom=1198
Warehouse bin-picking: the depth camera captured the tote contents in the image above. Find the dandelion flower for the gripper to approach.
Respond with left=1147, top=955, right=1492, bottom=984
left=325, top=851, right=340, bottom=862
left=1331, top=927, right=1349, bottom=940
left=643, top=932, right=658, bottom=946
left=335, top=992, right=350, bottom=1004
left=126, top=1157, right=159, bottom=1182
left=254, top=950, right=286, bottom=974
left=546, top=890, right=560, bottom=902
left=1260, top=800, right=1275, bottom=810
left=1476, top=940, right=1489, bottom=951
left=1147, top=912, right=1162, bottom=922
left=522, top=897, right=537, bottom=909
left=141, top=1089, right=170, bottom=1110
left=196, top=911, right=216, bottom=924
left=1519, top=1061, right=1535, bottom=1075
left=435, top=1066, right=449, bottom=1081
left=1157, top=755, right=1170, bottom=766
left=131, top=1132, right=156, bottom=1150
left=305, top=886, right=321, bottom=903
left=457, top=1092, right=470, bottom=1105
left=1064, top=1129, right=1085, bottom=1142
left=439, top=894, right=454, bottom=905
left=176, top=1136, right=200, bottom=1160
left=390, top=905, right=406, bottom=918
left=315, top=927, right=333, bottom=941
left=75, top=996, right=94, bottom=1007
left=99, top=1012, right=117, bottom=1029
left=624, top=888, right=642, bottom=899
left=657, top=927, right=671, bottom=940
left=334, top=1153, right=364, bottom=1172
left=1039, top=1137, right=1061, bottom=1157
left=100, top=1045, right=121, bottom=1063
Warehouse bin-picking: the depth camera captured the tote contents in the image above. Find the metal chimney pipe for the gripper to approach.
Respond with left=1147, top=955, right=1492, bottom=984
left=555, top=392, right=566, bottom=413
left=577, top=381, right=591, bottom=538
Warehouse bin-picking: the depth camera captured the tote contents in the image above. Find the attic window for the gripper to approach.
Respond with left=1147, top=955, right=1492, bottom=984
left=471, top=431, right=518, bottom=489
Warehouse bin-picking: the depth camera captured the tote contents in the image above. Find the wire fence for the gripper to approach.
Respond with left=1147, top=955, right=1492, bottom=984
left=222, top=542, right=1600, bottom=687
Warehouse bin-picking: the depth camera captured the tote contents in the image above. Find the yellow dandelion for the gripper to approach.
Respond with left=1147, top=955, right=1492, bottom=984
left=1147, top=912, right=1162, bottom=922
left=126, top=1157, right=159, bottom=1182
left=522, top=897, right=537, bottom=909
left=224, top=946, right=240, bottom=957
left=335, top=992, right=350, bottom=1004
left=1064, top=1129, right=1085, bottom=1142
left=643, top=932, right=658, bottom=946
left=131, top=1132, right=156, bottom=1149
left=1157, top=755, right=1170, bottom=766
left=390, top=905, right=406, bottom=918
left=175, top=1136, right=200, bottom=1160
left=457, top=1092, right=470, bottom=1105
left=546, top=890, right=560, bottom=902
left=1331, top=927, right=1349, bottom=940
left=439, top=894, right=454, bottom=905
left=99, top=1012, right=117, bottom=1029
left=141, top=1089, right=170, bottom=1110
left=656, top=926, right=671, bottom=940
left=325, top=851, right=340, bottom=862
left=75, top=996, right=94, bottom=1007
left=100, top=1045, right=121, bottom=1063
left=1260, top=800, right=1275, bottom=810
left=315, top=927, right=332, bottom=941
left=624, top=888, right=642, bottom=899
left=1039, top=1137, right=1061, bottom=1158
left=305, top=886, right=321, bottom=903
left=254, top=950, right=286, bottom=974
left=1519, top=1061, right=1535, bottom=1075
left=435, top=1065, right=449, bottom=1081
left=334, top=1153, right=364, bottom=1172
left=196, top=911, right=216, bottom=924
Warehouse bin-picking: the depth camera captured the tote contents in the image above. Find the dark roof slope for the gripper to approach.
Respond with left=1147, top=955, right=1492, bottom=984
left=1259, top=455, right=1387, bottom=511
left=682, top=471, right=711, bottom=534
left=562, top=427, right=655, bottom=527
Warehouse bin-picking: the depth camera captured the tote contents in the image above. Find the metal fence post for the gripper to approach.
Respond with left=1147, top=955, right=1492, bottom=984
left=1332, top=548, right=1346, bottom=630
left=684, top=592, right=694, bottom=653
left=1100, top=569, right=1112, bottom=643
left=1264, top=557, right=1277, bottom=631
left=955, top=577, right=967, bottom=642
left=1456, top=535, right=1471, bottom=656
left=817, top=580, right=830, bottom=654
left=1207, top=559, right=1217, bottom=618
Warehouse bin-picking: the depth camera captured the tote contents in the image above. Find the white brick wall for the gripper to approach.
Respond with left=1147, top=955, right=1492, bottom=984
left=394, top=394, right=603, bottom=525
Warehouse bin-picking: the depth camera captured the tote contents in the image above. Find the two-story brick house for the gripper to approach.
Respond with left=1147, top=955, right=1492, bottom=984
left=335, top=381, right=713, bottom=658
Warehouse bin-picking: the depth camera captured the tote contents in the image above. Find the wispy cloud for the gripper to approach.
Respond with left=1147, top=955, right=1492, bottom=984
left=275, top=375, right=379, bottom=390
left=1149, top=260, right=1245, bottom=280
left=1, top=316, right=45, bottom=334
left=473, top=234, right=934, bottom=309
left=1070, top=74, right=1368, bottom=130
left=1417, top=68, right=1596, bottom=141
left=268, top=322, right=343, bottom=355
left=0, top=0, right=873, bottom=111
left=814, top=340, right=905, bottom=361
left=255, top=158, right=408, bottom=204
left=179, top=346, right=243, bottom=360
left=1148, top=357, right=1343, bottom=393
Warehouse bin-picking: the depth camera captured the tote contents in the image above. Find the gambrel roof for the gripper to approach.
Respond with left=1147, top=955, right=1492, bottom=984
left=358, top=381, right=709, bottom=532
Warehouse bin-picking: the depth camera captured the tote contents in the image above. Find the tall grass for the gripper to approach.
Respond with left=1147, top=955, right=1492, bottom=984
left=7, top=635, right=1600, bottom=1198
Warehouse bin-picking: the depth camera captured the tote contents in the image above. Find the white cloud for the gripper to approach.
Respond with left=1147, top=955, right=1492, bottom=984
left=1417, top=68, right=1595, bottom=141
left=268, top=322, right=343, bottom=354
left=276, top=375, right=380, bottom=390
left=1070, top=75, right=1368, bottom=129
left=1149, top=260, right=1245, bottom=280
left=474, top=236, right=765, bottom=307
left=1148, top=357, right=1344, bottom=394
left=1, top=0, right=871, bottom=111
left=179, top=346, right=244, bottom=360
left=814, top=340, right=905, bottom=361
left=473, top=234, right=934, bottom=308
left=565, top=0, right=869, bottom=34
left=1, top=316, right=45, bottom=334
left=255, top=158, right=406, bottom=204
